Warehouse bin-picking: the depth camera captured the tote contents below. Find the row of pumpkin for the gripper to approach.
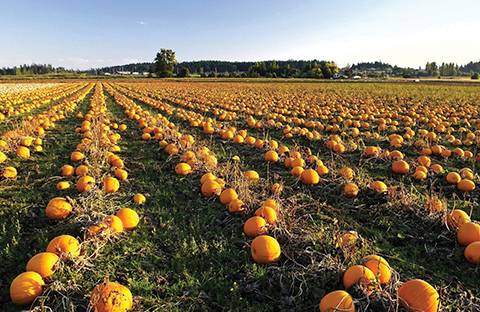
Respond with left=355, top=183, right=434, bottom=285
left=8, top=83, right=139, bottom=312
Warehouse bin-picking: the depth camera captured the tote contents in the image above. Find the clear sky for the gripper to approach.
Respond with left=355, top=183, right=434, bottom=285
left=1, top=0, right=479, bottom=70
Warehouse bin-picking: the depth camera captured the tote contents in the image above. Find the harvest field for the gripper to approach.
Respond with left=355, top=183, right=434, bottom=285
left=2, top=80, right=480, bottom=312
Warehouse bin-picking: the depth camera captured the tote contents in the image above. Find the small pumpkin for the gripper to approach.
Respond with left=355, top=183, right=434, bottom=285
left=133, top=193, right=146, bottom=205
left=391, top=160, right=410, bottom=174
left=102, top=215, right=124, bottom=233
left=255, top=206, right=277, bottom=224
left=447, top=209, right=470, bottom=230
left=61, top=164, right=75, bottom=177
left=244, top=170, right=260, bottom=183
left=16, top=146, right=30, bottom=159
left=103, top=176, right=120, bottom=193
left=175, top=162, right=192, bottom=176
left=243, top=216, right=268, bottom=237
left=228, top=198, right=245, bottom=213
left=116, top=208, right=140, bottom=230
left=76, top=175, right=96, bottom=192
left=70, top=151, right=85, bottom=162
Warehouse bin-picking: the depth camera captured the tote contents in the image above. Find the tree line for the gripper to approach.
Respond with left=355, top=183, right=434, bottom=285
left=0, top=64, right=74, bottom=76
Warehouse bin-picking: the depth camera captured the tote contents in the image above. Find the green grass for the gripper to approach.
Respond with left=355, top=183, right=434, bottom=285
left=2, top=81, right=480, bottom=311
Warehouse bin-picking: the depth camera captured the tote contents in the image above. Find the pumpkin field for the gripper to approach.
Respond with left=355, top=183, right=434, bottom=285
left=2, top=80, right=480, bottom=312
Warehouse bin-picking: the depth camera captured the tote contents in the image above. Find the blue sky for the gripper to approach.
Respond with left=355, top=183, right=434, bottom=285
left=1, top=0, right=479, bottom=69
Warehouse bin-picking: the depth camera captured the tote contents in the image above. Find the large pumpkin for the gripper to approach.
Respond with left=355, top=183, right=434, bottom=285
left=90, top=281, right=133, bottom=312
left=250, top=235, right=281, bottom=264
left=116, top=208, right=140, bottom=231
left=45, top=197, right=72, bottom=220
left=26, top=252, right=59, bottom=278
left=398, top=279, right=439, bottom=312
left=46, top=234, right=81, bottom=257
left=10, top=271, right=44, bottom=305
left=319, top=290, right=355, bottom=312
left=361, top=255, right=392, bottom=284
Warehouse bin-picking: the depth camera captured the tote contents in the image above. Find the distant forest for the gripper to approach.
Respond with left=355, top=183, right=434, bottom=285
left=2, top=60, right=480, bottom=79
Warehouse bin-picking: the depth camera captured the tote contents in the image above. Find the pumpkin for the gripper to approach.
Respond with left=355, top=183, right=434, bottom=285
left=114, top=168, right=128, bottom=181
left=464, top=241, right=480, bottom=264
left=446, top=172, right=461, bottom=184
left=0, top=150, right=7, bottom=163
left=255, top=206, right=277, bottom=224
left=244, top=170, right=259, bottom=182
left=103, top=176, right=120, bottom=193
left=398, top=279, right=439, bottom=312
left=26, top=252, right=59, bottom=278
left=338, top=167, right=354, bottom=180
left=417, top=155, right=431, bottom=167
left=16, top=146, right=30, bottom=159
left=361, top=255, right=392, bottom=284
left=200, top=172, right=216, bottom=184
left=56, top=181, right=71, bottom=190
left=250, top=235, right=281, bottom=264
left=60, top=164, right=74, bottom=177
left=45, top=197, right=72, bottom=220
left=343, top=183, right=359, bottom=198
left=430, top=164, right=444, bottom=174
left=228, top=198, right=245, bottom=213
left=175, top=162, right=192, bottom=176
left=70, top=151, right=85, bottom=162
left=219, top=188, right=238, bottom=205
left=300, top=168, right=320, bottom=185
left=457, top=179, right=475, bottom=192
left=102, top=215, right=124, bottom=233
left=336, top=231, right=359, bottom=248
left=457, top=222, right=480, bottom=246
left=75, top=164, right=89, bottom=176
left=2, top=166, right=17, bottom=179
left=116, top=208, right=139, bottom=230
left=90, top=281, right=133, bottom=312
left=317, top=165, right=329, bottom=176
left=10, top=271, right=44, bottom=305
left=413, top=170, right=427, bottom=180
left=343, top=265, right=377, bottom=293
left=46, top=234, right=81, bottom=257
left=76, top=175, right=96, bottom=192
left=369, top=181, right=387, bottom=193
left=262, top=199, right=279, bottom=211
left=447, top=209, right=470, bottom=230
left=201, top=179, right=222, bottom=197
left=243, top=216, right=268, bottom=237
left=133, top=193, right=146, bottom=205
left=391, top=160, right=410, bottom=174
left=291, top=166, right=304, bottom=177
left=264, top=150, right=279, bottom=162
left=319, top=290, right=355, bottom=312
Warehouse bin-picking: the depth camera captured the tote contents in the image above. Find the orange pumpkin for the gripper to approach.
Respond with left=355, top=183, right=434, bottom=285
left=457, top=222, right=480, bottom=246
left=46, top=234, right=81, bottom=257
left=319, top=290, right=355, bottom=312
left=361, top=255, right=392, bottom=284
left=45, top=197, right=72, bottom=220
left=219, top=188, right=238, bottom=205
left=464, top=241, right=480, bottom=264
left=10, top=271, right=44, bottom=305
left=398, top=279, right=439, bottom=312
left=243, top=216, right=268, bottom=237
left=343, top=265, right=377, bottom=293
left=116, top=208, right=140, bottom=230
left=300, top=168, right=320, bottom=185
left=250, top=235, right=281, bottom=264
left=90, top=281, right=133, bottom=312
left=26, top=252, right=59, bottom=278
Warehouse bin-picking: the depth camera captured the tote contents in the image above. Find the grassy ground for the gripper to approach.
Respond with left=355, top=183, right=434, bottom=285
left=1, top=82, right=480, bottom=311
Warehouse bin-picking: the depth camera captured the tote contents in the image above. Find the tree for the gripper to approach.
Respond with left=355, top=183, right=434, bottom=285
left=472, top=72, right=479, bottom=80
left=177, top=66, right=191, bottom=77
left=154, top=49, right=177, bottom=77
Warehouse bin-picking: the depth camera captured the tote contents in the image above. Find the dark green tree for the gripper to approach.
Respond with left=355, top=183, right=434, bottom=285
left=154, top=49, right=177, bottom=77
left=177, top=66, right=191, bottom=77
